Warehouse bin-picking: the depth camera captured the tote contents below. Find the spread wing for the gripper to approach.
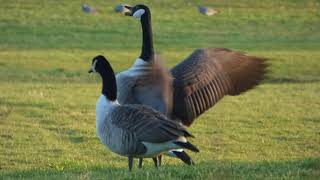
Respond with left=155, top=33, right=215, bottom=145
left=171, top=48, right=268, bottom=126
left=109, top=105, right=191, bottom=143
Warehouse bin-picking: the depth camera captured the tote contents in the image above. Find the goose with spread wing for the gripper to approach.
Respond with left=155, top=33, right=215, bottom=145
left=118, top=4, right=267, bottom=166
left=123, top=4, right=267, bottom=126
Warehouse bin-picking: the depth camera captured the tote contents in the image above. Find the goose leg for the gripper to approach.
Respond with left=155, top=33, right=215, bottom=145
left=152, top=157, right=158, bottom=168
left=158, top=155, right=162, bottom=167
left=128, top=156, right=133, bottom=171
left=138, top=158, right=143, bottom=168
left=152, top=156, right=160, bottom=168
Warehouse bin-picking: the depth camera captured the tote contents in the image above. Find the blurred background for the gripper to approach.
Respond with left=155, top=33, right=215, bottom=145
left=0, top=0, right=319, bottom=179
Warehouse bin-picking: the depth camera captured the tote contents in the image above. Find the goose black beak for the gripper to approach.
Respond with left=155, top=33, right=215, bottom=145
left=124, top=5, right=133, bottom=16
left=88, top=69, right=93, bottom=73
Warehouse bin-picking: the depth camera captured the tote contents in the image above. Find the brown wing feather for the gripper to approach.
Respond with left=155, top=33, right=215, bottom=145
left=171, top=48, right=268, bottom=126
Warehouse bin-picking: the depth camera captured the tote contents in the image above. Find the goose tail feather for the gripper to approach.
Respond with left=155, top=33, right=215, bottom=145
left=171, top=150, right=195, bottom=165
left=173, top=141, right=199, bottom=153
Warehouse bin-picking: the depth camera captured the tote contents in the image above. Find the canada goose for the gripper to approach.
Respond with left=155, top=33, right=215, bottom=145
left=121, top=4, right=267, bottom=167
left=124, top=4, right=267, bottom=126
left=116, top=4, right=193, bottom=167
left=88, top=55, right=199, bottom=171
left=116, top=4, right=171, bottom=116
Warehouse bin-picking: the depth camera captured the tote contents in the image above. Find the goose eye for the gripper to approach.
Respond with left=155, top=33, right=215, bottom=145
left=133, top=9, right=145, bottom=19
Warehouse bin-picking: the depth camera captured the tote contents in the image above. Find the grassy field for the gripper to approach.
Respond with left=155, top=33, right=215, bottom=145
left=0, top=0, right=320, bottom=179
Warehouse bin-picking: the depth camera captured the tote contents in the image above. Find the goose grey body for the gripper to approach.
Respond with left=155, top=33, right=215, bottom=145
left=96, top=95, right=188, bottom=158
left=116, top=58, right=172, bottom=116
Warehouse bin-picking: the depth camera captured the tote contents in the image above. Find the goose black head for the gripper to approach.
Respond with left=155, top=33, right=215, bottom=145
left=124, top=4, right=150, bottom=19
left=89, top=55, right=117, bottom=101
left=124, top=4, right=154, bottom=61
left=88, top=55, right=107, bottom=74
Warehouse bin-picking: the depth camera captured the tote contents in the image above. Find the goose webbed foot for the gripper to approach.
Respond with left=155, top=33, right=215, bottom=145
left=128, top=156, right=133, bottom=171
left=138, top=158, right=143, bottom=168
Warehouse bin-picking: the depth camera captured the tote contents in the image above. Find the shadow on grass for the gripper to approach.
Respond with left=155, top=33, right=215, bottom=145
left=1, top=158, right=319, bottom=179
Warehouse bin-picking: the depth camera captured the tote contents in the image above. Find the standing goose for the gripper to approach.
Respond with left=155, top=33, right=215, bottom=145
left=116, top=4, right=193, bottom=166
left=88, top=55, right=199, bottom=171
left=121, top=4, right=267, bottom=166
left=116, top=4, right=171, bottom=116
left=124, top=4, right=268, bottom=126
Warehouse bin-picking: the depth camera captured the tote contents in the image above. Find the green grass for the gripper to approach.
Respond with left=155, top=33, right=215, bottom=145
left=0, top=0, right=320, bottom=179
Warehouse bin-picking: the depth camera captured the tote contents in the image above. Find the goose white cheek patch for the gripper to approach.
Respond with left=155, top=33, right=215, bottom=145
left=91, top=59, right=97, bottom=72
left=133, top=9, right=145, bottom=19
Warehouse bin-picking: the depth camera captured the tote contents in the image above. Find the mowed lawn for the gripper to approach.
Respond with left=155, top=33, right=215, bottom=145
left=0, top=0, right=320, bottom=179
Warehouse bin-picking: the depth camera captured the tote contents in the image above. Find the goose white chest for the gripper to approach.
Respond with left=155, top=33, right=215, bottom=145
left=95, top=95, right=133, bottom=156
left=95, top=95, right=119, bottom=136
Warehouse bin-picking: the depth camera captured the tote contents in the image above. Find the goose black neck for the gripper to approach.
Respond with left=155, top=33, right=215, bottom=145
left=98, top=63, right=117, bottom=101
left=139, top=10, right=154, bottom=62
